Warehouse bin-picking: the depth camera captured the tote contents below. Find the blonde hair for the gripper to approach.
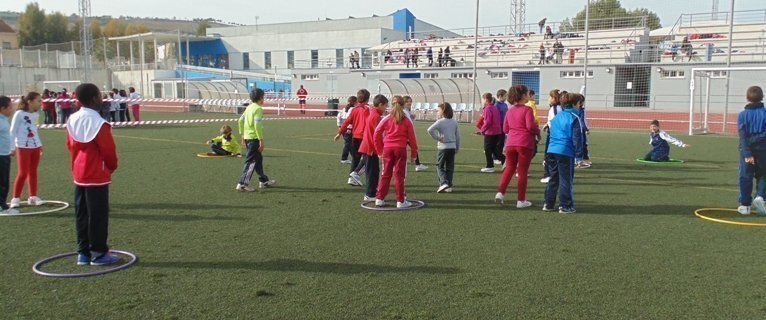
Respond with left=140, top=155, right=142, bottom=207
left=219, top=125, right=233, bottom=135
left=390, top=95, right=406, bottom=123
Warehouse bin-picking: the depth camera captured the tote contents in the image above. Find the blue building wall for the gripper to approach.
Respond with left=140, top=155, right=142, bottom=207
left=392, top=9, right=415, bottom=37
left=180, top=39, right=230, bottom=69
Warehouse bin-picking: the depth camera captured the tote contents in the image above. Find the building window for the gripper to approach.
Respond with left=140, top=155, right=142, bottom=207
left=300, top=74, right=319, bottom=81
left=709, top=70, right=727, bottom=78
left=243, top=52, right=249, bottom=70
left=287, top=51, right=294, bottom=69
left=2, top=42, right=10, bottom=49
left=450, top=72, right=473, bottom=79
left=559, top=70, right=593, bottom=79
left=423, top=73, right=439, bottom=79
left=660, top=70, right=685, bottom=79
left=336, top=49, right=344, bottom=68
left=489, top=72, right=508, bottom=79
left=311, top=50, right=319, bottom=68
left=264, top=52, right=271, bottom=70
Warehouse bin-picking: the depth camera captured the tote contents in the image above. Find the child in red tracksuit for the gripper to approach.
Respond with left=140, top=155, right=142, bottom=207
left=67, top=83, right=120, bottom=266
left=357, top=94, right=388, bottom=202
left=335, top=89, right=370, bottom=186
left=10, top=92, right=44, bottom=208
left=374, top=96, right=419, bottom=208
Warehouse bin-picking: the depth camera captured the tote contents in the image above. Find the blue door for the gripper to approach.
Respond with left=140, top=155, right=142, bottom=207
left=399, top=73, right=421, bottom=79
left=511, top=71, right=540, bottom=104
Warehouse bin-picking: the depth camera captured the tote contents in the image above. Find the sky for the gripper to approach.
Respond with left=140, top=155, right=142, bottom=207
left=0, top=0, right=763, bottom=31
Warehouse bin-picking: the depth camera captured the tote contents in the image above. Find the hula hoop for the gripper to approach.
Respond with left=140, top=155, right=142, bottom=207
left=635, top=158, right=685, bottom=164
left=361, top=199, right=426, bottom=211
left=196, top=152, right=237, bottom=158
left=694, top=208, right=766, bottom=227
left=0, top=200, right=69, bottom=217
left=32, top=250, right=138, bottom=278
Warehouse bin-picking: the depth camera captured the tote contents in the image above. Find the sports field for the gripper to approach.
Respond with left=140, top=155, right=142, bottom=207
left=1, top=112, right=764, bottom=319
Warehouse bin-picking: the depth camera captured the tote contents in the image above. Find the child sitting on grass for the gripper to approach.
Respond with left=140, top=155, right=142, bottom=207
left=644, top=120, right=689, bottom=162
left=737, top=86, right=766, bottom=216
left=0, top=96, right=16, bottom=215
left=207, top=125, right=241, bottom=157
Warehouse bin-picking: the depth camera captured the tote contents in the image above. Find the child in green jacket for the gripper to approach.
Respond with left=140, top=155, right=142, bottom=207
left=207, top=125, right=242, bottom=156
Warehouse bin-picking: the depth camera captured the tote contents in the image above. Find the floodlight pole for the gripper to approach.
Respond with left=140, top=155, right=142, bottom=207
left=582, top=0, right=590, bottom=96
left=722, top=0, right=735, bottom=134
left=471, top=0, right=479, bottom=124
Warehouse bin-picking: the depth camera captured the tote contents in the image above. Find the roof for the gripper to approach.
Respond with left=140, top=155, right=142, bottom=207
left=108, top=32, right=212, bottom=43
left=0, top=20, right=15, bottom=33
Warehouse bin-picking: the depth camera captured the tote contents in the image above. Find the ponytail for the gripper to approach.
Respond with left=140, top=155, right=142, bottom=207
left=391, top=95, right=406, bottom=123
left=18, top=91, right=41, bottom=112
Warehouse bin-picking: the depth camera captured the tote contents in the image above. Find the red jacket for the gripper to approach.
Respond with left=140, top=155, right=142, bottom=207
left=358, top=107, right=384, bottom=156
left=66, top=108, right=118, bottom=186
left=503, top=104, right=540, bottom=150
left=297, top=88, right=308, bottom=99
left=338, top=103, right=369, bottom=139
left=374, top=115, right=418, bottom=158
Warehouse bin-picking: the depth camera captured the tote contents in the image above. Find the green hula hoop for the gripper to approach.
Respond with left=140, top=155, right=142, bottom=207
left=635, top=158, right=685, bottom=164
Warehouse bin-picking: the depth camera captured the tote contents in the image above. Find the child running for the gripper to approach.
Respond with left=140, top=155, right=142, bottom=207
left=644, top=120, right=689, bottom=162
left=403, top=96, right=428, bottom=171
left=374, top=96, right=419, bottom=208
left=738, top=86, right=766, bottom=215
left=207, top=125, right=242, bottom=156
left=9, top=92, right=44, bottom=208
left=495, top=85, right=541, bottom=208
left=337, top=96, right=358, bottom=164
left=478, top=93, right=505, bottom=173
left=357, top=94, right=389, bottom=201
left=427, top=102, right=460, bottom=193
left=236, top=88, right=276, bottom=192
left=335, top=89, right=371, bottom=187
left=67, top=83, right=120, bottom=265
left=544, top=93, right=584, bottom=214
left=541, top=89, right=563, bottom=184
left=0, top=96, right=15, bottom=214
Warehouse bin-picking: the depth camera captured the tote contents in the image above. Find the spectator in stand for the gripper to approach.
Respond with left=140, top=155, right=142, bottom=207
left=538, top=18, right=547, bottom=34
left=681, top=36, right=693, bottom=61
left=385, top=50, right=392, bottom=63
left=413, top=48, right=419, bottom=68
left=128, top=87, right=142, bottom=123
left=444, top=46, right=451, bottom=66
left=538, top=43, right=546, bottom=65
left=353, top=51, right=361, bottom=68
left=297, top=85, right=308, bottom=115
left=118, top=90, right=130, bottom=122
left=554, top=40, right=564, bottom=64
left=60, top=88, right=73, bottom=124
left=437, top=48, right=444, bottom=67
left=545, top=26, right=554, bottom=39
left=669, top=43, right=679, bottom=62
left=349, top=52, right=356, bottom=69
left=427, top=47, right=434, bottom=67
left=41, top=89, right=56, bottom=125
left=404, top=48, right=411, bottom=68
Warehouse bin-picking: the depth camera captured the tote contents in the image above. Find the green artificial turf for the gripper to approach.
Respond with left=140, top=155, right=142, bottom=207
left=1, top=112, right=765, bottom=319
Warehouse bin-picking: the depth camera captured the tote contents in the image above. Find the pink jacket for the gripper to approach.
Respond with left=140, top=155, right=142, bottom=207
left=480, top=103, right=502, bottom=136
left=503, top=104, right=541, bottom=150
left=374, top=114, right=419, bottom=158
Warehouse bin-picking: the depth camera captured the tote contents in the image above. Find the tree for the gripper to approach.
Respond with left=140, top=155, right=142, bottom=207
left=68, top=18, right=82, bottom=42
left=196, top=20, right=210, bottom=36
left=124, top=22, right=150, bottom=36
left=564, top=0, right=661, bottom=31
left=44, top=12, right=70, bottom=44
left=18, top=2, right=47, bottom=46
left=103, top=19, right=126, bottom=37
left=90, top=20, right=102, bottom=40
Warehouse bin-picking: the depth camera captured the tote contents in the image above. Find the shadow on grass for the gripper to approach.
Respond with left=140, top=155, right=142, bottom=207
left=141, top=258, right=461, bottom=275
left=111, top=203, right=261, bottom=211
left=109, top=213, right=246, bottom=222
left=573, top=203, right=700, bottom=216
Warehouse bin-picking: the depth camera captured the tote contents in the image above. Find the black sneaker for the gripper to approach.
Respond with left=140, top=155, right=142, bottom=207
left=542, top=204, right=556, bottom=212
left=559, top=207, right=576, bottom=214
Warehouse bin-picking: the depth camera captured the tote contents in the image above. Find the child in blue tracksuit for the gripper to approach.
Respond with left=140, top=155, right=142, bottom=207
left=738, top=86, right=766, bottom=215
left=576, top=105, right=591, bottom=167
left=543, top=93, right=584, bottom=214
left=644, top=120, right=688, bottom=162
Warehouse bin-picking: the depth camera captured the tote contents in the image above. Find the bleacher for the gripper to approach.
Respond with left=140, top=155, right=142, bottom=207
left=659, top=19, right=766, bottom=63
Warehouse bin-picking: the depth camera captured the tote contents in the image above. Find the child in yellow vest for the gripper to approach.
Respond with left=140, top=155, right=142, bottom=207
left=207, top=125, right=242, bottom=156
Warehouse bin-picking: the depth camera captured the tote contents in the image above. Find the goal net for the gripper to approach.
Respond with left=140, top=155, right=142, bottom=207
left=689, top=67, right=766, bottom=135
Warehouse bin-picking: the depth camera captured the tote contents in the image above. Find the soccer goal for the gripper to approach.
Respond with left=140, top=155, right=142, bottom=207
left=42, top=80, right=81, bottom=92
left=688, top=66, right=766, bottom=135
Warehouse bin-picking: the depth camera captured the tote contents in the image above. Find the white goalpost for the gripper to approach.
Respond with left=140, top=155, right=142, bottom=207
left=42, top=80, right=82, bottom=92
left=688, top=66, right=766, bottom=135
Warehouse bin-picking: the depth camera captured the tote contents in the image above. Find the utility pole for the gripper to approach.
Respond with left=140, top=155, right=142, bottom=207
left=78, top=0, right=93, bottom=82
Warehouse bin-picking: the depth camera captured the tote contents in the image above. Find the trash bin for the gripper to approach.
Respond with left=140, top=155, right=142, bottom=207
left=325, top=98, right=339, bottom=116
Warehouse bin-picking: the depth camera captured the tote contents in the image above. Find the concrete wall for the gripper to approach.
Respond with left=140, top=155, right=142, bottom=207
left=0, top=66, right=109, bottom=94
left=208, top=16, right=394, bottom=37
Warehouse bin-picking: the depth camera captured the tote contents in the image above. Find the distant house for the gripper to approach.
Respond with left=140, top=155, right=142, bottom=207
left=0, top=20, right=17, bottom=50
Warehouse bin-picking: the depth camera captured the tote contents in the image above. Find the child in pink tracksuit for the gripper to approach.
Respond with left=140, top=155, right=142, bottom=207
left=374, top=96, right=419, bottom=209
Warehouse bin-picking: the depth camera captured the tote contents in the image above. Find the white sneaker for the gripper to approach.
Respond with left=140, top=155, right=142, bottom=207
left=363, top=195, right=375, bottom=202
left=340, top=160, right=352, bottom=164
left=444, top=188, right=453, bottom=193
left=493, top=159, right=502, bottom=165
left=348, top=177, right=362, bottom=186
left=754, top=197, right=766, bottom=215
left=415, top=164, right=428, bottom=171
left=28, top=196, right=44, bottom=206
left=1, top=208, right=19, bottom=215
left=437, top=184, right=450, bottom=193
left=397, top=200, right=413, bottom=208
left=259, top=180, right=276, bottom=188
left=738, top=205, right=752, bottom=215
left=540, top=177, right=551, bottom=184
left=375, top=199, right=385, bottom=207
left=9, top=198, right=20, bottom=208
left=235, top=184, right=255, bottom=192
left=481, top=167, right=495, bottom=173
left=349, top=172, right=363, bottom=185
left=516, top=200, right=533, bottom=208
left=495, top=192, right=504, bottom=204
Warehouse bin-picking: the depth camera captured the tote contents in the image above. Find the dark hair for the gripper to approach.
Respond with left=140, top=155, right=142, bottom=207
left=75, top=83, right=102, bottom=108
left=482, top=92, right=495, bottom=104
left=250, top=88, right=265, bottom=103
left=508, top=85, right=529, bottom=105
left=529, top=90, right=536, bottom=96
left=18, top=91, right=41, bottom=112
left=372, top=94, right=388, bottom=107
left=119, top=89, right=127, bottom=97
left=356, top=89, right=370, bottom=103
left=564, top=93, right=585, bottom=107
left=650, top=120, right=660, bottom=127
left=0, top=96, right=10, bottom=109
left=438, top=102, right=453, bottom=119
left=129, top=87, right=135, bottom=93
left=112, top=88, right=119, bottom=94
left=549, top=89, right=561, bottom=106
left=747, top=86, right=764, bottom=103
left=496, top=89, right=507, bottom=99
left=560, top=92, right=571, bottom=106
left=345, top=96, right=358, bottom=112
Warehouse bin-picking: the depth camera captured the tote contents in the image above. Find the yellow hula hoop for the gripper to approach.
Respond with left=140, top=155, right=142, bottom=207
left=196, top=152, right=236, bottom=158
left=694, top=208, right=766, bottom=227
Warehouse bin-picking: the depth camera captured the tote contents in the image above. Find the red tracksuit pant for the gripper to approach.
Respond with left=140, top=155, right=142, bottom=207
left=14, top=147, right=41, bottom=198
left=376, top=147, right=408, bottom=202
left=497, top=146, right=535, bottom=201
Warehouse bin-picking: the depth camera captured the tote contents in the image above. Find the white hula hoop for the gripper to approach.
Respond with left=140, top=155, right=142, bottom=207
left=0, top=200, right=70, bottom=216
